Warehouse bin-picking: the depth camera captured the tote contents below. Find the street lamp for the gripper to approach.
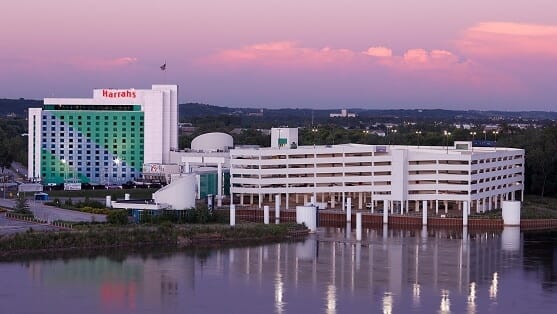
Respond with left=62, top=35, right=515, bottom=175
left=492, top=131, right=499, bottom=142
left=390, top=129, right=397, bottom=145
left=415, top=131, right=422, bottom=148
left=482, top=130, right=487, bottom=141
left=470, top=131, right=477, bottom=152
left=312, top=128, right=318, bottom=145
left=443, top=130, right=451, bottom=153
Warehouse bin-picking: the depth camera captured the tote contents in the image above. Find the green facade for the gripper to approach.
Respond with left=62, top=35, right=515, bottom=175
left=199, top=172, right=230, bottom=198
left=40, top=106, right=144, bottom=184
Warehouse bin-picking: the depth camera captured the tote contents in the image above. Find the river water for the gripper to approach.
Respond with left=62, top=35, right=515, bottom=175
left=1, top=226, right=556, bottom=314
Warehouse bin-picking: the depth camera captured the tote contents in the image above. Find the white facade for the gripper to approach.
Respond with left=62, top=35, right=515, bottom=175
left=229, top=142, right=524, bottom=213
left=190, top=132, right=233, bottom=152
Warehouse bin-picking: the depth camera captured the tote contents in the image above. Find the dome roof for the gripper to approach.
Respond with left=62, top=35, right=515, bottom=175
left=191, top=132, right=233, bottom=152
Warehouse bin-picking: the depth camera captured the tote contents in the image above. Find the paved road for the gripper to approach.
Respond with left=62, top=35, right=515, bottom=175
left=0, top=199, right=106, bottom=223
left=0, top=213, right=58, bottom=235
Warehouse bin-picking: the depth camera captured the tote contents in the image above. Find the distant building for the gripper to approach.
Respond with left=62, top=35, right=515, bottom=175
left=330, top=109, right=356, bottom=118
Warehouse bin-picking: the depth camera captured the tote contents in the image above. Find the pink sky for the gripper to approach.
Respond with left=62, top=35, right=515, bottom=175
left=1, top=0, right=557, bottom=110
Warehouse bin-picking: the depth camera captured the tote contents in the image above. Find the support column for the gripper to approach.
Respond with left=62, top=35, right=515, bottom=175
left=358, top=192, right=363, bottom=210
left=356, top=213, right=362, bottom=241
left=217, top=162, right=223, bottom=207
left=342, top=192, right=346, bottom=213
left=415, top=200, right=420, bottom=212
left=476, top=199, right=480, bottom=213
left=264, top=205, right=269, bottom=224
left=383, top=201, right=388, bottom=224
left=346, top=197, right=352, bottom=222
left=229, top=204, right=236, bottom=226
left=511, top=191, right=515, bottom=201
left=303, top=194, right=308, bottom=206
left=463, top=201, right=469, bottom=226
left=240, top=193, right=244, bottom=206
left=331, top=193, right=336, bottom=208
left=275, top=194, right=281, bottom=219
left=422, top=200, right=428, bottom=225
left=286, top=193, right=289, bottom=210
left=250, top=194, right=254, bottom=205
left=258, top=194, right=262, bottom=208
left=435, top=200, right=439, bottom=215
left=488, top=197, right=492, bottom=211
left=444, top=200, right=448, bottom=214
left=400, top=199, right=404, bottom=215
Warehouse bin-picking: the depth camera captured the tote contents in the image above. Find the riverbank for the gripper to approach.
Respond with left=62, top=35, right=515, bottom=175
left=0, top=223, right=309, bottom=258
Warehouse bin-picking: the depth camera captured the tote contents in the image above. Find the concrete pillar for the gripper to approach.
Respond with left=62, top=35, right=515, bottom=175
left=346, top=197, right=352, bottom=222
left=390, top=201, right=394, bottom=215
left=458, top=201, right=462, bottom=212
left=286, top=193, right=289, bottom=210
left=511, top=191, right=515, bottom=201
left=342, top=192, right=346, bottom=212
left=250, top=194, right=254, bottom=205
left=217, top=162, right=223, bottom=207
left=444, top=200, right=448, bottom=214
left=321, top=192, right=325, bottom=203
left=488, top=197, right=492, bottom=211
left=356, top=212, right=362, bottom=241
left=240, top=193, right=244, bottom=206
left=476, top=199, right=480, bottom=213
left=230, top=204, right=236, bottom=226
left=358, top=192, right=363, bottom=210
left=415, top=200, right=420, bottom=212
left=303, top=194, right=308, bottom=206
left=406, top=200, right=410, bottom=213
left=264, top=205, right=269, bottom=224
left=435, top=200, right=439, bottom=215
left=258, top=194, right=262, bottom=208
left=463, top=201, right=469, bottom=226
left=331, top=193, right=336, bottom=208
left=275, top=194, right=281, bottom=219
left=383, top=201, right=389, bottom=224
left=295, top=193, right=299, bottom=204
left=422, top=200, right=428, bottom=225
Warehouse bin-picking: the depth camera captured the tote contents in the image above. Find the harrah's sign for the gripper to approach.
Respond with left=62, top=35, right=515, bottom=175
left=102, top=89, right=137, bottom=98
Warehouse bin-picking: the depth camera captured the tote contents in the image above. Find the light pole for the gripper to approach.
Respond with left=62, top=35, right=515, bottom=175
left=492, top=131, right=499, bottom=142
left=390, top=129, right=397, bottom=145
left=312, top=128, right=318, bottom=145
left=482, top=130, right=487, bottom=141
left=470, top=131, right=476, bottom=151
left=415, top=131, right=422, bottom=148
left=443, top=130, right=451, bottom=153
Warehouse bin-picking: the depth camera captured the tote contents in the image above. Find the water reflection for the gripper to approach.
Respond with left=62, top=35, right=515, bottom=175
left=2, top=227, right=557, bottom=313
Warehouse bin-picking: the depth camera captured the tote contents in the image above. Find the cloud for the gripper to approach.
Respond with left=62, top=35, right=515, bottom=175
left=363, top=46, right=392, bottom=57
left=456, top=22, right=557, bottom=58
left=203, top=41, right=355, bottom=68
left=67, top=56, right=139, bottom=70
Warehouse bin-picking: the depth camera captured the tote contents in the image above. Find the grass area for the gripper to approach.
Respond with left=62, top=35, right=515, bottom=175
left=468, top=195, right=557, bottom=219
left=0, top=223, right=308, bottom=257
left=43, top=188, right=158, bottom=199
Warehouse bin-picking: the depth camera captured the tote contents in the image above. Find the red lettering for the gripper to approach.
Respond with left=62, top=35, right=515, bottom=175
left=101, top=89, right=136, bottom=98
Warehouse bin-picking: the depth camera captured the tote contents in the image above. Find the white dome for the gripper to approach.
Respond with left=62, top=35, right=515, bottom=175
left=191, top=132, right=233, bottom=152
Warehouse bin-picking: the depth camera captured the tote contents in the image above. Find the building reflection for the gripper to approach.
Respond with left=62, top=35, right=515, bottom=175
left=24, top=225, right=526, bottom=312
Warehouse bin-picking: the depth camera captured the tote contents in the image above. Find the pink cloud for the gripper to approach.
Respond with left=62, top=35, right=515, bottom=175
left=67, top=56, right=139, bottom=70
left=456, top=22, right=557, bottom=58
left=203, top=41, right=355, bottom=68
left=363, top=46, right=392, bottom=57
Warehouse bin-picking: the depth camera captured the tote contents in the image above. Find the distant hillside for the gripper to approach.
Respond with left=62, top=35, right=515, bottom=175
left=0, top=99, right=42, bottom=117
left=2, top=98, right=556, bottom=122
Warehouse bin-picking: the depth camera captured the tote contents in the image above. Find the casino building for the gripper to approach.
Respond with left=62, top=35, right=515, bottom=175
left=27, top=85, right=178, bottom=184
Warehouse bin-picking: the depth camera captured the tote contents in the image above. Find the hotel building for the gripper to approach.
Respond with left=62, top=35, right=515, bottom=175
left=27, top=85, right=178, bottom=184
left=230, top=134, right=525, bottom=213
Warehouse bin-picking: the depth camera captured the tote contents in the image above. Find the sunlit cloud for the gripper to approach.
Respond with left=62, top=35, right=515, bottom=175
left=456, top=22, right=557, bottom=58
left=68, top=56, right=139, bottom=70
left=363, top=46, right=392, bottom=57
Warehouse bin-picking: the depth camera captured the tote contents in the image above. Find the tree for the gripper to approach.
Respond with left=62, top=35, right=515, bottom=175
left=14, top=194, right=32, bottom=215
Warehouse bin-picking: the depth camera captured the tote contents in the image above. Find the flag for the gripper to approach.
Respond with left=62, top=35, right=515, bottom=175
left=160, top=61, right=166, bottom=71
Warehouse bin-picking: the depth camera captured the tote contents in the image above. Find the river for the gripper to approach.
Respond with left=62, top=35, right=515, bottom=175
left=1, top=226, right=556, bottom=313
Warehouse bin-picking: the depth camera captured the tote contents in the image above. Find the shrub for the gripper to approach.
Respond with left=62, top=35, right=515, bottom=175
left=107, top=210, right=129, bottom=225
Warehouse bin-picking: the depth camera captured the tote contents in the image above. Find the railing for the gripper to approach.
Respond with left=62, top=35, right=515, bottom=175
left=4, top=212, right=73, bottom=229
